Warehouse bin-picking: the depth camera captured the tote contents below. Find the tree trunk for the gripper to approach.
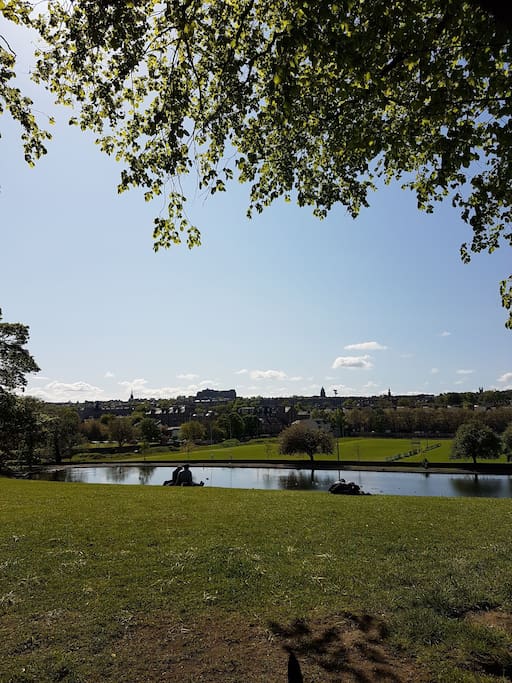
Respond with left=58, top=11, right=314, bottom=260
left=54, top=433, right=62, bottom=464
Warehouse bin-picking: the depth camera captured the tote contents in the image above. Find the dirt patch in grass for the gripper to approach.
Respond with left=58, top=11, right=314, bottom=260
left=111, top=611, right=428, bottom=682
left=467, top=609, right=512, bottom=634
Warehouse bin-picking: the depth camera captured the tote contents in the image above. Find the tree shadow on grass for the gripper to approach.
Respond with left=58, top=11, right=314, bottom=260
left=270, top=613, right=416, bottom=682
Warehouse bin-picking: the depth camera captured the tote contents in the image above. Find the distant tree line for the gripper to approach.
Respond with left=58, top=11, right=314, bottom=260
left=313, top=406, right=512, bottom=437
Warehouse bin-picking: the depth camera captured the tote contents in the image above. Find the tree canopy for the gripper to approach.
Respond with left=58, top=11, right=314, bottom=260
left=2, top=1, right=512, bottom=324
left=279, top=422, right=334, bottom=461
left=108, top=417, right=134, bottom=448
left=180, top=419, right=206, bottom=442
left=0, top=393, right=46, bottom=471
left=503, top=423, right=512, bottom=461
left=0, top=307, right=40, bottom=391
left=451, top=420, right=502, bottom=464
left=137, top=416, right=162, bottom=443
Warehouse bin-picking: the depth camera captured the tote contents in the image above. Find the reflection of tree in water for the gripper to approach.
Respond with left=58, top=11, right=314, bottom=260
left=66, top=468, right=87, bottom=483
left=450, top=475, right=505, bottom=498
left=37, top=468, right=86, bottom=483
left=258, top=469, right=341, bottom=491
left=105, top=466, right=130, bottom=483
left=278, top=470, right=323, bottom=490
left=38, top=468, right=81, bottom=483
left=44, top=469, right=67, bottom=482
left=138, top=466, right=156, bottom=485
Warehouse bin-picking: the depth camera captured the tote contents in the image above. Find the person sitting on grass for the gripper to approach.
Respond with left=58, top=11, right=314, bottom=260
left=176, top=463, right=204, bottom=487
left=163, top=465, right=183, bottom=486
left=171, top=465, right=183, bottom=485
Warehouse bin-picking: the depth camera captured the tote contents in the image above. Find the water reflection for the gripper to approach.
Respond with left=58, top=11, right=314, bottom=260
left=449, top=475, right=508, bottom=498
left=278, top=471, right=321, bottom=490
left=33, top=466, right=512, bottom=498
left=138, top=466, right=156, bottom=485
left=44, top=468, right=87, bottom=484
left=105, top=466, right=131, bottom=483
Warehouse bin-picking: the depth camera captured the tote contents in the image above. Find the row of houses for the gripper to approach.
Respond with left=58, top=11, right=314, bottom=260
left=62, top=388, right=512, bottom=439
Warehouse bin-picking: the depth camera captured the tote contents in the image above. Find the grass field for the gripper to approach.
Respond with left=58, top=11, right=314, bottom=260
left=1, top=478, right=512, bottom=681
left=74, top=437, right=463, bottom=464
left=74, top=435, right=512, bottom=466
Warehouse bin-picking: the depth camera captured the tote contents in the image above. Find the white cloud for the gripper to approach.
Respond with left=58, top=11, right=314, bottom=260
left=198, top=379, right=220, bottom=388
left=456, top=369, right=474, bottom=375
left=362, top=381, right=380, bottom=390
left=498, top=372, right=512, bottom=384
left=431, top=368, right=440, bottom=374
left=177, top=373, right=199, bottom=380
left=400, top=353, right=414, bottom=359
left=344, top=341, right=388, bottom=351
left=440, top=331, right=451, bottom=337
left=104, top=371, right=115, bottom=378
left=289, top=376, right=304, bottom=382
left=49, top=381, right=101, bottom=394
left=235, top=368, right=248, bottom=375
left=455, top=380, right=464, bottom=385
left=239, top=383, right=298, bottom=397
left=118, top=377, right=220, bottom=399
left=26, top=380, right=105, bottom=402
left=332, top=355, right=373, bottom=370
left=249, top=369, right=287, bottom=380
left=119, top=378, right=148, bottom=392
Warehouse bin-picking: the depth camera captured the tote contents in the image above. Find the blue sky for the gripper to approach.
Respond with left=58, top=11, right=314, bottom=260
left=1, top=20, right=511, bottom=402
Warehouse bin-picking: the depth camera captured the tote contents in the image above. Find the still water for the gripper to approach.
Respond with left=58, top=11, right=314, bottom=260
left=36, top=465, right=512, bottom=498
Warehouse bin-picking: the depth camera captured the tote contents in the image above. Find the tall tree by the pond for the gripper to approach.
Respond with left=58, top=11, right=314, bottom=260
left=109, top=417, right=134, bottom=449
left=0, top=394, right=46, bottom=471
left=279, top=423, right=334, bottom=462
left=502, top=424, right=512, bottom=462
left=451, top=421, right=502, bottom=465
left=44, top=406, right=82, bottom=464
left=0, top=308, right=39, bottom=391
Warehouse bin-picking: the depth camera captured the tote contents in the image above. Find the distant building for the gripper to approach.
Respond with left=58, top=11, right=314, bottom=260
left=195, top=388, right=236, bottom=401
left=292, top=418, right=333, bottom=433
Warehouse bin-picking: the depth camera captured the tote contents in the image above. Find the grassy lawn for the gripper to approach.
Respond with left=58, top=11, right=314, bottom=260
left=1, top=478, right=512, bottom=681
left=336, top=437, right=454, bottom=462
left=75, top=436, right=512, bottom=466
left=73, top=437, right=464, bottom=464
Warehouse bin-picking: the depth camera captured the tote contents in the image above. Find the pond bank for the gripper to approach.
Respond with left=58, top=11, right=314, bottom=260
left=52, top=459, right=512, bottom=475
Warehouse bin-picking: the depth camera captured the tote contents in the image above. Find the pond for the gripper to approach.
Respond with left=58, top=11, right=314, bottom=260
left=34, top=465, right=512, bottom=498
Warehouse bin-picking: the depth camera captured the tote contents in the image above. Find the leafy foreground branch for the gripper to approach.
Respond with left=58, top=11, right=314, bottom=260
left=2, top=1, right=512, bottom=324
